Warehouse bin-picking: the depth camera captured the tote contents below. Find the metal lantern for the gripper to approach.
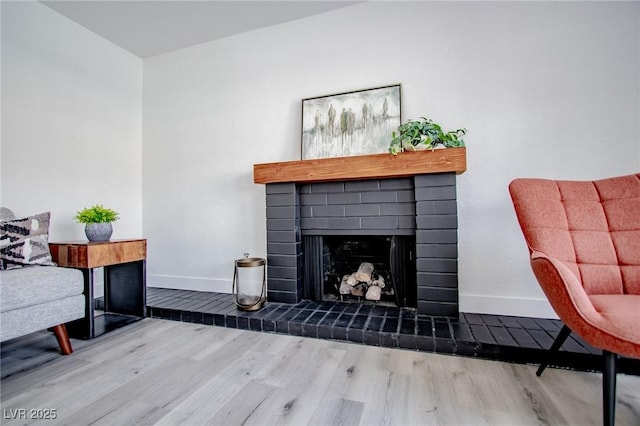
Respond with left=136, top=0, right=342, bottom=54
left=232, top=254, right=266, bottom=311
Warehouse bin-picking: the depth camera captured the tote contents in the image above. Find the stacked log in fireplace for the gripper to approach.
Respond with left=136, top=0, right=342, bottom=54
left=337, top=261, right=395, bottom=302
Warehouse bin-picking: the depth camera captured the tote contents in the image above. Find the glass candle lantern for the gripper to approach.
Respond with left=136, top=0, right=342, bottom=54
left=232, top=254, right=266, bottom=311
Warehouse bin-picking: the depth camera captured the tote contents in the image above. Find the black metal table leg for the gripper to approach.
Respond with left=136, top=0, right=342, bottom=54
left=66, top=268, right=95, bottom=339
left=105, top=260, right=146, bottom=317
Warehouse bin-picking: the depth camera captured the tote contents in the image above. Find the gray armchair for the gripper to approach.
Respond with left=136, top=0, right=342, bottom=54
left=0, top=208, right=85, bottom=354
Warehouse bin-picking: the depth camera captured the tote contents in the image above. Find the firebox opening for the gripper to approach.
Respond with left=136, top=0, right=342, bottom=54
left=303, top=235, right=416, bottom=307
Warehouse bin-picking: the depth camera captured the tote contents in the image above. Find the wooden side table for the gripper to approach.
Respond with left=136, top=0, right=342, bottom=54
left=49, top=239, right=147, bottom=339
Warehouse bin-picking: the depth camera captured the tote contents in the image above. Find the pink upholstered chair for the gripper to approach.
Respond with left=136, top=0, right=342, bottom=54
left=509, top=173, right=640, bottom=426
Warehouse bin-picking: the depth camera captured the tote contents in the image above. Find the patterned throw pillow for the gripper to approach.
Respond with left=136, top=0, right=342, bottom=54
left=0, top=212, right=56, bottom=270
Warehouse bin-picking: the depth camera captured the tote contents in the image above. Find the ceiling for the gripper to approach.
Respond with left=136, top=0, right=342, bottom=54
left=41, top=1, right=361, bottom=58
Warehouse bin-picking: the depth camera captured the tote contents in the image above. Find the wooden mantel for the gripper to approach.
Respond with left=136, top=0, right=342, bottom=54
left=253, top=147, right=466, bottom=184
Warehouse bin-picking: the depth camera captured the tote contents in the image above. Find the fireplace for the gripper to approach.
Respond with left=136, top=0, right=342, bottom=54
left=303, top=235, right=416, bottom=307
left=263, top=172, right=460, bottom=317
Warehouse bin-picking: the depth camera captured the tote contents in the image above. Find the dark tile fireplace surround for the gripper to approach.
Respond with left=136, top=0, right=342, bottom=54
left=266, top=172, right=459, bottom=317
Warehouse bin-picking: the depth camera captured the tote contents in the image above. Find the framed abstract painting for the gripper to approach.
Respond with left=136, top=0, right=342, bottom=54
left=301, top=84, right=401, bottom=160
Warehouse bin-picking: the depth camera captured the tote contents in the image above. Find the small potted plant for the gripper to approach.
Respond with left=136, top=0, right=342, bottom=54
left=388, top=117, right=466, bottom=155
left=74, top=204, right=119, bottom=242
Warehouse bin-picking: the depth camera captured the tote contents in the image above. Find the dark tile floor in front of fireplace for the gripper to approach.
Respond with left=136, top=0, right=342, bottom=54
left=145, top=287, right=639, bottom=376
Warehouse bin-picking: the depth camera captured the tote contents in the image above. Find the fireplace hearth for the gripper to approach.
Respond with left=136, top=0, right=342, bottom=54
left=147, top=287, right=640, bottom=376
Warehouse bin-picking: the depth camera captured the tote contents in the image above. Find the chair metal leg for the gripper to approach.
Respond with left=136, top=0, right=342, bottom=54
left=603, top=350, right=617, bottom=426
left=536, top=324, right=572, bottom=376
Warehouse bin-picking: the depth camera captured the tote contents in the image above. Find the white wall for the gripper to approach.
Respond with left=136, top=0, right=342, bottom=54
left=1, top=1, right=143, bottom=243
left=142, top=1, right=635, bottom=317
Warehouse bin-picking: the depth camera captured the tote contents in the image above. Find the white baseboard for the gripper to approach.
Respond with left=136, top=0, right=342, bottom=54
left=460, top=293, right=558, bottom=319
left=148, top=274, right=232, bottom=294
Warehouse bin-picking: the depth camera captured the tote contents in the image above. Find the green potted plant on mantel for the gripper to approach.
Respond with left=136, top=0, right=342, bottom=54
left=388, top=117, right=466, bottom=155
left=74, top=204, right=119, bottom=242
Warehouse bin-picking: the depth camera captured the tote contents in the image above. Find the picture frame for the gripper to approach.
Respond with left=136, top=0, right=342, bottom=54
left=301, top=84, right=401, bottom=160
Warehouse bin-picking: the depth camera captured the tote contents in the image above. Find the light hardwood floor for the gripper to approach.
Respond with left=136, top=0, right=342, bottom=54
left=1, top=318, right=638, bottom=426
